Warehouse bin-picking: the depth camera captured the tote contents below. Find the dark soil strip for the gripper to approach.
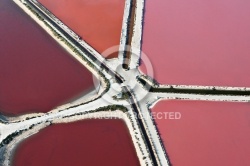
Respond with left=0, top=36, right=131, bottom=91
left=122, top=0, right=137, bottom=70
left=123, top=86, right=160, bottom=166
left=138, top=77, right=250, bottom=96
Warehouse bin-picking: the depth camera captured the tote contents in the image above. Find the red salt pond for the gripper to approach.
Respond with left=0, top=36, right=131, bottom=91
left=141, top=0, right=250, bottom=87
left=0, top=0, right=93, bottom=115
left=38, top=0, right=125, bottom=58
left=152, top=100, right=250, bottom=166
left=13, top=119, right=140, bottom=166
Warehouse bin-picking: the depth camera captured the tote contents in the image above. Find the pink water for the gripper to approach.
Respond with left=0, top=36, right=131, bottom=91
left=13, top=119, right=140, bottom=166
left=153, top=100, right=250, bottom=166
left=0, top=0, right=93, bottom=115
left=38, top=0, right=125, bottom=58
left=141, top=0, right=250, bottom=87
